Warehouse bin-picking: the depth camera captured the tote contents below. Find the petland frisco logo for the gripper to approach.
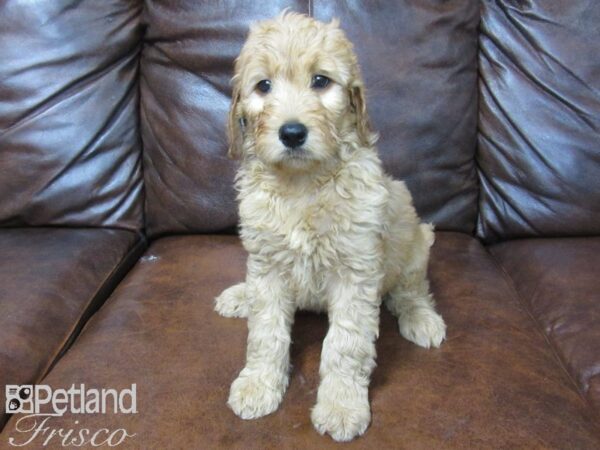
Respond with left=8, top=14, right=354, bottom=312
left=5, top=384, right=137, bottom=447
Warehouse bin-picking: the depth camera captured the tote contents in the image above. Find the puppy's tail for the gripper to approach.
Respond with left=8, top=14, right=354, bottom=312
left=420, top=223, right=435, bottom=248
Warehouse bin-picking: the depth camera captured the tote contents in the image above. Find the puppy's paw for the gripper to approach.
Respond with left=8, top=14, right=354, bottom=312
left=399, top=307, right=446, bottom=348
left=228, top=369, right=286, bottom=419
left=215, top=283, right=248, bottom=318
left=311, top=381, right=371, bottom=442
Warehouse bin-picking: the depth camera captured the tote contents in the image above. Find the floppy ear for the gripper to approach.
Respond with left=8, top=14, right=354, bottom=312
left=349, top=82, right=375, bottom=147
left=227, top=82, right=244, bottom=159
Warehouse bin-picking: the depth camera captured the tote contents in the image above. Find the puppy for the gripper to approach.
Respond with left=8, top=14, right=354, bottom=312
left=215, top=12, right=446, bottom=442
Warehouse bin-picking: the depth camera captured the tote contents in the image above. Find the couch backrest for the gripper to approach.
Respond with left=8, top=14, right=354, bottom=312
left=477, top=0, right=600, bottom=243
left=5, top=1, right=595, bottom=242
left=141, top=0, right=480, bottom=238
left=0, top=0, right=144, bottom=231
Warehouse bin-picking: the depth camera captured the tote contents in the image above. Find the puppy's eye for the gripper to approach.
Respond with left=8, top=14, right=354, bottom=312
left=255, top=79, right=272, bottom=94
left=311, top=75, right=330, bottom=90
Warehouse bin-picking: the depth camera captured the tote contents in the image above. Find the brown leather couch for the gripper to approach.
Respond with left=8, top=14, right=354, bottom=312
left=1, top=1, right=599, bottom=448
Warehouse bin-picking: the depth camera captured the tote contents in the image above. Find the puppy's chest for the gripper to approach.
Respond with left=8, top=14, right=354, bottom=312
left=244, top=192, right=346, bottom=262
left=239, top=175, right=386, bottom=294
left=249, top=195, right=347, bottom=301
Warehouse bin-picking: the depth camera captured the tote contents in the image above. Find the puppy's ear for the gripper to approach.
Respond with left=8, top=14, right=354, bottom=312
left=227, top=81, right=244, bottom=159
left=349, top=81, right=375, bottom=147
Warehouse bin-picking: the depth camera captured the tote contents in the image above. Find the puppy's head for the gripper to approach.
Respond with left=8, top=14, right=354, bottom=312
left=228, top=12, right=375, bottom=172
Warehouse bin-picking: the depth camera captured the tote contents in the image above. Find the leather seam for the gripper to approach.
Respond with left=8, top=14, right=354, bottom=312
left=486, top=246, right=600, bottom=428
left=0, top=231, right=146, bottom=431
left=36, top=232, right=147, bottom=384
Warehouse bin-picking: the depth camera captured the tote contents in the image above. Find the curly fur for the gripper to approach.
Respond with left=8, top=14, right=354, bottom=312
left=215, top=12, right=446, bottom=442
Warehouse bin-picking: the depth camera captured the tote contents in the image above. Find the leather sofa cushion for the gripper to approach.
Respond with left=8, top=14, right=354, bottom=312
left=477, top=1, right=600, bottom=243
left=490, top=237, right=600, bottom=414
left=4, top=233, right=598, bottom=447
left=0, top=0, right=144, bottom=230
left=141, top=1, right=479, bottom=237
left=0, top=228, right=144, bottom=428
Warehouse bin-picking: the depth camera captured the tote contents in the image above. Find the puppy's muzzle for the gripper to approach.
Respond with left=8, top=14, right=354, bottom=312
left=279, top=122, right=308, bottom=149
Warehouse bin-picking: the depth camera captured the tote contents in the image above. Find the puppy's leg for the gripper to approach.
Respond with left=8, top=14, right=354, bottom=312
left=385, top=225, right=446, bottom=348
left=215, top=282, right=248, bottom=318
left=311, top=274, right=380, bottom=442
left=386, top=276, right=446, bottom=348
left=228, top=267, right=294, bottom=419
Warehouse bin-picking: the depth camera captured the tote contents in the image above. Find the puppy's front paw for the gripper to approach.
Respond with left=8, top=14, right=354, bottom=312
left=228, top=369, right=287, bottom=419
left=399, top=307, right=446, bottom=348
left=215, top=283, right=248, bottom=318
left=311, top=381, right=371, bottom=442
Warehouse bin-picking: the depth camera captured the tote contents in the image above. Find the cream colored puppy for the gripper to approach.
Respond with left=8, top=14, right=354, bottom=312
left=215, top=12, right=446, bottom=442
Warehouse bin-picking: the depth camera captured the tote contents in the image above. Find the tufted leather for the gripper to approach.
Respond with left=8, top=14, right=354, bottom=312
left=0, top=0, right=144, bottom=230
left=3, top=234, right=598, bottom=447
left=141, top=0, right=479, bottom=237
left=0, top=228, right=145, bottom=428
left=477, top=0, right=600, bottom=243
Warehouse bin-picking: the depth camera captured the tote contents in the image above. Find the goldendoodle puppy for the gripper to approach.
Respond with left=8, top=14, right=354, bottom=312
left=215, top=12, right=446, bottom=442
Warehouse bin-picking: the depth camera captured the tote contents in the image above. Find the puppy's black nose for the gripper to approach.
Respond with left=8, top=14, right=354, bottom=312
left=279, top=122, right=308, bottom=149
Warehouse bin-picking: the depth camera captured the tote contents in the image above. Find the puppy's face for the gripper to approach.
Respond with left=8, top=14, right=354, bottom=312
left=228, top=13, right=372, bottom=172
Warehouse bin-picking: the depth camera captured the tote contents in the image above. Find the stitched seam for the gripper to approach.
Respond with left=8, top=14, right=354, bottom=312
left=36, top=232, right=147, bottom=383
left=486, top=246, right=600, bottom=428
left=0, top=232, right=146, bottom=430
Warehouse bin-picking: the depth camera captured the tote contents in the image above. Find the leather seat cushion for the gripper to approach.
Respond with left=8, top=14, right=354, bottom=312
left=490, top=237, right=600, bottom=414
left=4, top=233, right=598, bottom=447
left=0, top=228, right=144, bottom=428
